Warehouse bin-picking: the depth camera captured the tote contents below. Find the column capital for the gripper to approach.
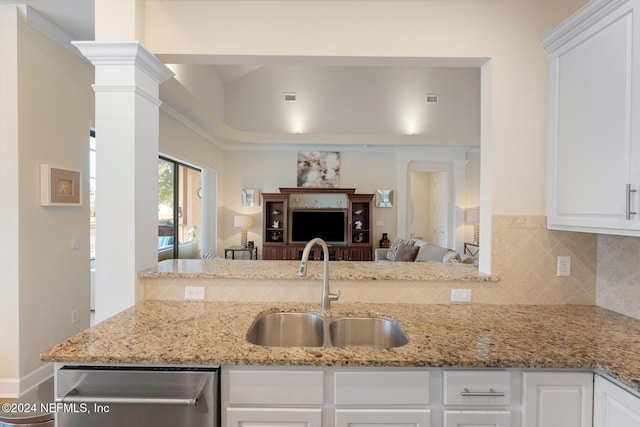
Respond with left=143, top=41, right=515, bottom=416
left=72, top=41, right=174, bottom=84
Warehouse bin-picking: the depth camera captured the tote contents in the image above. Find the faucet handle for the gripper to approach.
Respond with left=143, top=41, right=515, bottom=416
left=329, top=290, right=341, bottom=301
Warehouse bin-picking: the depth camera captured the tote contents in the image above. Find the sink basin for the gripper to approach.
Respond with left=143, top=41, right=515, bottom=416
left=329, top=317, right=409, bottom=348
left=246, top=312, right=409, bottom=348
left=246, top=312, right=325, bottom=347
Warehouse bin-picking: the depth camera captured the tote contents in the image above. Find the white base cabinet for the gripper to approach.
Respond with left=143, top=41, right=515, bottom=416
left=336, top=409, right=431, bottom=427
left=227, top=408, right=323, bottom=427
left=594, top=375, right=640, bottom=427
left=444, top=411, right=511, bottom=427
left=222, top=367, right=601, bottom=427
left=522, top=371, right=593, bottom=427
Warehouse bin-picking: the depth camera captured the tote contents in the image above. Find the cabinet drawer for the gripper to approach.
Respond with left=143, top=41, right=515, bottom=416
left=228, top=370, right=324, bottom=405
left=444, top=410, right=510, bottom=427
left=444, top=370, right=510, bottom=406
left=334, top=371, right=430, bottom=405
left=227, top=408, right=322, bottom=427
left=336, top=409, right=431, bottom=427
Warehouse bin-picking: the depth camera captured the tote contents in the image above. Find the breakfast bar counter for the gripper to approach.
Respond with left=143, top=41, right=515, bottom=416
left=42, top=300, right=640, bottom=393
left=139, top=259, right=497, bottom=282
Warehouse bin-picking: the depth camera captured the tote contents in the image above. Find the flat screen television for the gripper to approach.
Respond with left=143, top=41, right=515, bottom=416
left=290, top=210, right=347, bottom=245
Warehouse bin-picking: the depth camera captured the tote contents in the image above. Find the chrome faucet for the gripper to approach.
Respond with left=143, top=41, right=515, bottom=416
left=297, top=237, right=340, bottom=310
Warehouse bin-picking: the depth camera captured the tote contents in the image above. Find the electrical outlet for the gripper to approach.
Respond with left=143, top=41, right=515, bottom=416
left=451, top=289, right=472, bottom=302
left=185, top=286, right=205, bottom=300
left=557, top=256, right=571, bottom=277
left=71, top=309, right=80, bottom=324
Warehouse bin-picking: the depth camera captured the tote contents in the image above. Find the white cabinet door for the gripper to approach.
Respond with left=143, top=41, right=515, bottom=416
left=544, top=0, right=640, bottom=235
left=594, top=375, right=640, bottom=427
left=522, top=372, right=593, bottom=427
left=227, top=408, right=322, bottom=427
left=444, top=410, right=510, bottom=427
left=335, top=409, right=431, bottom=427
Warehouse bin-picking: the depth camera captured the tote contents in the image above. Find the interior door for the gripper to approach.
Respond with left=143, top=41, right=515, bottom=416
left=432, top=172, right=449, bottom=247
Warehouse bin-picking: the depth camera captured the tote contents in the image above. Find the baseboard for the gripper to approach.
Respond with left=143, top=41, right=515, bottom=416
left=0, top=377, right=18, bottom=399
left=0, top=363, right=53, bottom=398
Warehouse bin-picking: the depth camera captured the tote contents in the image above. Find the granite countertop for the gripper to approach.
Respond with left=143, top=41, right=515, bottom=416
left=139, top=259, right=498, bottom=282
left=42, top=301, right=640, bottom=392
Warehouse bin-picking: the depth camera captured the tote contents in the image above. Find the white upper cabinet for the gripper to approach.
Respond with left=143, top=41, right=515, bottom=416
left=543, top=0, right=640, bottom=235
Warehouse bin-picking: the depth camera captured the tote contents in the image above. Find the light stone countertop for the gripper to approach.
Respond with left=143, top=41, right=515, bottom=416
left=139, top=259, right=498, bottom=282
left=42, top=300, right=640, bottom=393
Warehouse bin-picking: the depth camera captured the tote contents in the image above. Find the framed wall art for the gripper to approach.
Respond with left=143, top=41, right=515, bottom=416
left=376, top=189, right=393, bottom=207
left=40, top=164, right=82, bottom=206
left=297, top=151, right=340, bottom=188
left=242, top=188, right=260, bottom=207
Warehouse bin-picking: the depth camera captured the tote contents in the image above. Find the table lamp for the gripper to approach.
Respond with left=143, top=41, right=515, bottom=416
left=234, top=215, right=254, bottom=248
left=466, top=210, right=480, bottom=245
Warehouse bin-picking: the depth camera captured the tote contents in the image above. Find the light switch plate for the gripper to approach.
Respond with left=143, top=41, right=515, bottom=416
left=451, top=289, right=472, bottom=302
left=185, top=286, right=205, bottom=300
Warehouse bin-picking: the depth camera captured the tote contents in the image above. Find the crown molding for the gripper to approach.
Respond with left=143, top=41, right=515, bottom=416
left=541, top=0, right=631, bottom=52
left=72, top=41, right=174, bottom=84
left=18, top=5, right=88, bottom=63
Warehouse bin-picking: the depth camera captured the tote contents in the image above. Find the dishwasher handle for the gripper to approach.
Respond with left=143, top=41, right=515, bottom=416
left=57, top=376, right=206, bottom=407
left=57, top=395, right=200, bottom=406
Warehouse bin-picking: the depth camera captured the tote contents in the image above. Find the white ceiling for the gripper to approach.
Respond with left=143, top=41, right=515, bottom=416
left=0, top=0, right=94, bottom=40
left=7, top=1, right=482, bottom=146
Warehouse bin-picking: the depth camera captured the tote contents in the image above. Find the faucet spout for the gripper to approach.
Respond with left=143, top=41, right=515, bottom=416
left=297, top=237, right=340, bottom=310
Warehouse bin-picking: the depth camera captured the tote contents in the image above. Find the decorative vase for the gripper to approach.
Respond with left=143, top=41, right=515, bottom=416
left=379, top=233, right=391, bottom=248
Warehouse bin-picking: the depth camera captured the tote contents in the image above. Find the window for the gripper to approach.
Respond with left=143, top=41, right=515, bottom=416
left=158, top=157, right=202, bottom=261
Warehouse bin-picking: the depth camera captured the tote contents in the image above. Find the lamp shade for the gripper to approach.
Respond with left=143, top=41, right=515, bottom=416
left=234, top=215, right=254, bottom=228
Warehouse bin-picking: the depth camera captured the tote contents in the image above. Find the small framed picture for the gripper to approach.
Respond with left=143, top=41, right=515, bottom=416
left=376, top=189, right=393, bottom=208
left=40, top=164, right=82, bottom=206
left=242, top=188, right=260, bottom=207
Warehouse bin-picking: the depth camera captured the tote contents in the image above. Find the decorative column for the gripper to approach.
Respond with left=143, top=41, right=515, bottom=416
left=73, top=42, right=174, bottom=322
left=395, top=159, right=409, bottom=239
left=453, top=160, right=468, bottom=252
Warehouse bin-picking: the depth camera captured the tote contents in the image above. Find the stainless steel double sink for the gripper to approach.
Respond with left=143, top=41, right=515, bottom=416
left=246, top=312, right=409, bottom=348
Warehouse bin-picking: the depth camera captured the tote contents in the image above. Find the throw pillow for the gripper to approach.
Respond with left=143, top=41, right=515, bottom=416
left=415, top=243, right=450, bottom=262
left=443, top=250, right=462, bottom=263
left=394, top=244, right=420, bottom=262
left=386, top=238, right=414, bottom=261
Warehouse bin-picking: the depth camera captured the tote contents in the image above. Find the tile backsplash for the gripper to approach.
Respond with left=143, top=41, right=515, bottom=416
left=488, top=215, right=597, bottom=304
left=144, top=215, right=601, bottom=306
left=596, top=234, right=640, bottom=320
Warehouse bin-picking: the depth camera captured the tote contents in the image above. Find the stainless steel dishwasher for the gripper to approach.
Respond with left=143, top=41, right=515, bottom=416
left=55, top=366, right=218, bottom=427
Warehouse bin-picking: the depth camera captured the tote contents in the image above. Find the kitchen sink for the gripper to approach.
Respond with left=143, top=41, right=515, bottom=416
left=246, top=312, right=325, bottom=347
left=329, top=317, right=409, bottom=348
left=246, top=312, right=408, bottom=348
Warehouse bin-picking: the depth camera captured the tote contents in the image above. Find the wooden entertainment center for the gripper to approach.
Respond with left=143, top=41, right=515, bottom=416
left=262, top=188, right=374, bottom=261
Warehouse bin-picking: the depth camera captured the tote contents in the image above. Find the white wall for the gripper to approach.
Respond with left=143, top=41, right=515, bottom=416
left=159, top=107, right=227, bottom=256
left=221, top=149, right=398, bottom=254
left=224, top=66, right=480, bottom=136
left=167, top=64, right=226, bottom=120
left=143, top=0, right=589, bottom=216
left=0, top=6, right=93, bottom=394
left=0, top=4, right=22, bottom=392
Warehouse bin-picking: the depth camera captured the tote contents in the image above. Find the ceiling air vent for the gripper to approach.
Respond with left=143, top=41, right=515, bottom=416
left=284, top=92, right=297, bottom=102
left=426, top=94, right=439, bottom=104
